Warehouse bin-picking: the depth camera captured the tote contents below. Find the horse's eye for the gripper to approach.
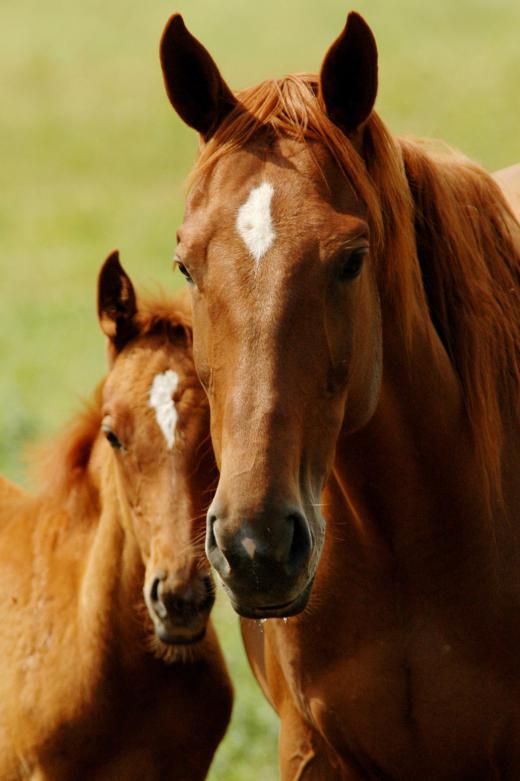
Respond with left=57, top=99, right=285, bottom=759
left=102, top=424, right=123, bottom=450
left=338, top=247, right=368, bottom=281
left=175, top=260, right=193, bottom=284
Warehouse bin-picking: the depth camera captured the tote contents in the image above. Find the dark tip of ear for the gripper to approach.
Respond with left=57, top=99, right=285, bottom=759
left=97, top=250, right=138, bottom=350
left=319, top=10, right=378, bottom=136
left=345, top=11, right=370, bottom=34
left=169, top=13, right=184, bottom=27
left=161, top=13, right=187, bottom=45
left=100, top=249, right=122, bottom=277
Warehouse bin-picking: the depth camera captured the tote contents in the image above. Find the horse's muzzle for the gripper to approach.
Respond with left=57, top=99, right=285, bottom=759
left=205, top=501, right=315, bottom=617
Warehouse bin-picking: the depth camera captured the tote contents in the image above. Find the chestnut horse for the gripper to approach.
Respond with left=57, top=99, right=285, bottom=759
left=160, top=12, right=520, bottom=780
left=0, top=252, right=232, bottom=780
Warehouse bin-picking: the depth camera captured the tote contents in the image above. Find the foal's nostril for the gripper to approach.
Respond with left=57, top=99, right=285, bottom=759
left=147, top=572, right=214, bottom=627
left=201, top=576, right=216, bottom=610
left=149, top=576, right=167, bottom=619
left=150, top=576, right=160, bottom=602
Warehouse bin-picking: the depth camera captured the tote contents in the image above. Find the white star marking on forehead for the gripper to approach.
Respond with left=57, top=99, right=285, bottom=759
left=236, top=181, right=276, bottom=263
left=149, top=370, right=179, bottom=450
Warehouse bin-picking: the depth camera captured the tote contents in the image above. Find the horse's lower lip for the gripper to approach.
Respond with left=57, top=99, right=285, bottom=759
left=229, top=579, right=314, bottom=619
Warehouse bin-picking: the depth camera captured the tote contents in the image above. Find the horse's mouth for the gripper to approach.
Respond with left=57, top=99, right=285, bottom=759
left=228, top=578, right=314, bottom=619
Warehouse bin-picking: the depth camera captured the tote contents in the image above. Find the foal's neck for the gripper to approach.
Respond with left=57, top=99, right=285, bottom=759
left=78, top=447, right=145, bottom=666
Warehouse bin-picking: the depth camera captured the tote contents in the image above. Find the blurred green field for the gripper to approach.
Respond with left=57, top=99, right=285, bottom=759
left=1, top=0, right=519, bottom=778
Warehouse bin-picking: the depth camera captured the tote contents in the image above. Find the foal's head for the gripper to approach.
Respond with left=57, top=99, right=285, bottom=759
left=160, top=15, right=385, bottom=616
left=98, top=252, right=216, bottom=644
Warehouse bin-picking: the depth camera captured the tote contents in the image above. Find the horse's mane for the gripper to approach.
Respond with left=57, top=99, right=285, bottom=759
left=191, top=74, right=520, bottom=495
left=28, top=293, right=193, bottom=516
left=400, top=140, right=520, bottom=493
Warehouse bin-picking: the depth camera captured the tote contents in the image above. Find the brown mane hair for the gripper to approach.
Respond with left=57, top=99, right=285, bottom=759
left=30, top=294, right=193, bottom=515
left=191, top=73, right=520, bottom=495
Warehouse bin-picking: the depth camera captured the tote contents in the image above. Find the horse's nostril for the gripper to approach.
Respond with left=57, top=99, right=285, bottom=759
left=206, top=513, right=217, bottom=552
left=206, top=513, right=232, bottom=577
left=285, top=511, right=312, bottom=576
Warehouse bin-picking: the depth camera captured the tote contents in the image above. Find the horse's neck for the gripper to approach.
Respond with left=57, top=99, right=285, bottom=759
left=77, top=448, right=144, bottom=665
left=330, top=312, right=509, bottom=588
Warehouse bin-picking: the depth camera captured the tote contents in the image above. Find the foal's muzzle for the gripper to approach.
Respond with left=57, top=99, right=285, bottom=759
left=145, top=571, right=214, bottom=645
left=206, top=500, right=315, bottom=618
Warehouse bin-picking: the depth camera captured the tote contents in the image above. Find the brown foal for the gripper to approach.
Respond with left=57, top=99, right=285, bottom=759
left=0, top=253, right=232, bottom=780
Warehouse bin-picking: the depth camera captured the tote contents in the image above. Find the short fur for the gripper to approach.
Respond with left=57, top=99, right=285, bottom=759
left=161, top=12, right=520, bottom=779
left=189, top=73, right=520, bottom=496
left=0, top=278, right=231, bottom=779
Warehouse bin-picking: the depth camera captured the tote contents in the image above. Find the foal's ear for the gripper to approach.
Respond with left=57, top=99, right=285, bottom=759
left=97, top=251, right=139, bottom=353
left=319, top=12, right=378, bottom=137
left=160, top=14, right=237, bottom=140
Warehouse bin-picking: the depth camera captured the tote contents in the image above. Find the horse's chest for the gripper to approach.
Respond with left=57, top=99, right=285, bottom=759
left=271, top=626, right=520, bottom=779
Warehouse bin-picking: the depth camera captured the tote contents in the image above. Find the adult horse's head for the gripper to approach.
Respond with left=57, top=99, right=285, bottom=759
left=98, top=252, right=217, bottom=643
left=160, top=13, right=397, bottom=617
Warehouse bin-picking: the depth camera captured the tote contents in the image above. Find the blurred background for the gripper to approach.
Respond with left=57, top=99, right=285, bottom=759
left=1, top=0, right=518, bottom=777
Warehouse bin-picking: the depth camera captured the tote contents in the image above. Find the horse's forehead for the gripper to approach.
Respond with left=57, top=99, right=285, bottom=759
left=204, top=141, right=338, bottom=200
left=182, top=148, right=358, bottom=263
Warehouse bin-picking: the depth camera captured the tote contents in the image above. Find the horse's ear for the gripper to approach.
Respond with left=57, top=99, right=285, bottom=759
left=97, top=251, right=139, bottom=354
left=319, top=12, right=378, bottom=137
left=160, top=14, right=237, bottom=140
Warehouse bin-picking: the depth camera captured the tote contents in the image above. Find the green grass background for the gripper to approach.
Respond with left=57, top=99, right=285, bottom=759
left=1, top=0, right=518, bottom=778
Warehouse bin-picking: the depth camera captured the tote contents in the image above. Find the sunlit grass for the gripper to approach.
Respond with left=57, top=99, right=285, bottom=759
left=1, top=0, right=518, bottom=777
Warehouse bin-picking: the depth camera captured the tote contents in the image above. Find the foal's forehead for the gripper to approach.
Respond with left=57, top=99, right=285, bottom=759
left=106, top=339, right=188, bottom=399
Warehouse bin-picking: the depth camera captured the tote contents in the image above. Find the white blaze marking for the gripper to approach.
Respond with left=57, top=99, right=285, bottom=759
left=149, top=370, right=179, bottom=449
left=236, top=181, right=275, bottom=263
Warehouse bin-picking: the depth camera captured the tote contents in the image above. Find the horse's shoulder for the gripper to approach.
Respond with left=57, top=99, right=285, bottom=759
left=493, top=163, right=520, bottom=222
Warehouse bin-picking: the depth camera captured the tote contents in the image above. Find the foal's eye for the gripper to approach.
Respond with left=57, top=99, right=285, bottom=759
left=102, top=423, right=123, bottom=451
left=338, top=247, right=368, bottom=281
left=175, top=259, right=193, bottom=285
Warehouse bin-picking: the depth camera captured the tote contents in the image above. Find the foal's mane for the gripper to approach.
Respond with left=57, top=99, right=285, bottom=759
left=192, top=74, right=520, bottom=495
left=31, top=294, right=193, bottom=516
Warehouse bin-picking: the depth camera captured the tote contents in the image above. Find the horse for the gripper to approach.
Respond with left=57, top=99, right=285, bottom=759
left=159, top=12, right=520, bottom=780
left=0, top=252, right=232, bottom=780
